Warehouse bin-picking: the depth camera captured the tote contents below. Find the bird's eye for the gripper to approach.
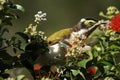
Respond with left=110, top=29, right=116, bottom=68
left=48, top=41, right=52, bottom=44
left=84, top=20, right=96, bottom=28
left=89, top=22, right=96, bottom=26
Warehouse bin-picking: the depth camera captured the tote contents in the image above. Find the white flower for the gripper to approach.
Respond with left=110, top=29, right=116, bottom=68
left=34, top=11, right=47, bottom=22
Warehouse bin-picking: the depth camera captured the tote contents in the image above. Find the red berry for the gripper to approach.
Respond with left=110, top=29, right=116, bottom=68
left=109, top=14, right=120, bottom=32
left=87, top=66, right=97, bottom=75
left=34, top=64, right=42, bottom=71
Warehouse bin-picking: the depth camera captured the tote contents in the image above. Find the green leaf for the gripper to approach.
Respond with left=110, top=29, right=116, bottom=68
left=71, top=69, right=86, bottom=80
left=14, top=4, right=25, bottom=12
left=0, top=50, right=14, bottom=60
left=110, top=45, right=120, bottom=49
left=101, top=61, right=113, bottom=66
left=71, top=69, right=80, bottom=76
left=101, top=61, right=113, bottom=72
left=79, top=71, right=86, bottom=80
left=5, top=13, right=20, bottom=19
left=94, top=69, right=102, bottom=79
left=16, top=32, right=29, bottom=43
left=78, top=59, right=90, bottom=68
left=19, top=42, right=27, bottom=51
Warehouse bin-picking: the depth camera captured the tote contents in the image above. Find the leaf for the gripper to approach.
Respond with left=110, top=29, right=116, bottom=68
left=101, top=61, right=113, bottom=66
left=0, top=50, right=13, bottom=60
left=1, top=28, right=9, bottom=35
left=71, top=69, right=80, bottom=76
left=16, top=32, right=29, bottom=43
left=110, top=45, right=120, bottom=49
left=5, top=13, right=20, bottom=19
left=100, top=61, right=113, bottom=73
left=10, top=36, right=16, bottom=42
left=71, top=69, right=86, bottom=80
left=78, top=59, right=90, bottom=68
left=19, top=42, right=27, bottom=51
left=13, top=4, right=25, bottom=12
left=79, top=71, right=86, bottom=80
left=94, top=69, right=102, bottom=79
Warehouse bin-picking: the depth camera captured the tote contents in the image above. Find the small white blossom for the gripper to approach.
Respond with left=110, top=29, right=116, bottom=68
left=34, top=11, right=47, bottom=23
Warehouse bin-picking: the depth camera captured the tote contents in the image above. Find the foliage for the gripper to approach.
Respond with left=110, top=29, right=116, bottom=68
left=0, top=1, right=120, bottom=80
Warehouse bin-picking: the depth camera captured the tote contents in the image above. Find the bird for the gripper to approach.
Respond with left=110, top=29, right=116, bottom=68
left=47, top=28, right=73, bottom=45
left=47, top=18, right=98, bottom=45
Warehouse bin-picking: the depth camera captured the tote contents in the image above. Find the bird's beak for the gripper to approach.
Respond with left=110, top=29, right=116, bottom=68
left=85, top=20, right=108, bottom=37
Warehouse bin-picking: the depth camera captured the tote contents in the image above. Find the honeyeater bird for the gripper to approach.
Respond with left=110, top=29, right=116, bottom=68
left=47, top=18, right=98, bottom=45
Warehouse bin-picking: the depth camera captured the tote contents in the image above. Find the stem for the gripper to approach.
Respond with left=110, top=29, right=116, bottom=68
left=0, top=43, right=18, bottom=51
left=38, top=71, right=41, bottom=80
left=112, top=55, right=117, bottom=65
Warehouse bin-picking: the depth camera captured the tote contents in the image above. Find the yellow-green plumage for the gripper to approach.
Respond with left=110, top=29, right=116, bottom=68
left=47, top=28, right=73, bottom=44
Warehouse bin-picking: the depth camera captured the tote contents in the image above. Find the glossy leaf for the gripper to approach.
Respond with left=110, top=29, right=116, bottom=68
left=78, top=59, right=90, bottom=68
left=71, top=69, right=80, bottom=76
left=16, top=32, right=29, bottom=43
left=12, top=4, right=25, bottom=12
left=0, top=50, right=13, bottom=60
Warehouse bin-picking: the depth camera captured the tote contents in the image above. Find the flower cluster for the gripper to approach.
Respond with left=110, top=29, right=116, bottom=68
left=66, top=33, right=91, bottom=57
left=34, top=11, right=47, bottom=24
left=109, top=13, right=120, bottom=32
left=99, top=6, right=119, bottom=19
left=24, top=11, right=47, bottom=43
left=24, top=23, right=47, bottom=44
left=99, top=6, right=120, bottom=32
left=0, top=0, right=6, bottom=10
left=24, top=24, right=37, bottom=36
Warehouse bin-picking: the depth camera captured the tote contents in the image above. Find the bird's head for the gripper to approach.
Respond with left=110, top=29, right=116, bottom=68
left=73, top=18, right=98, bottom=31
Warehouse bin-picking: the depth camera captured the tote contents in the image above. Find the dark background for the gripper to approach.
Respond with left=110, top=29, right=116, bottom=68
left=12, top=0, right=120, bottom=36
